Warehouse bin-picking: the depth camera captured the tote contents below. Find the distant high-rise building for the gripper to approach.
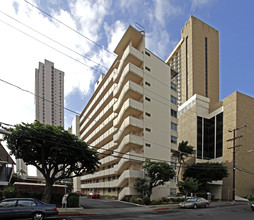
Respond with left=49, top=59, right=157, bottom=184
left=35, top=59, right=64, bottom=126
left=16, top=60, right=64, bottom=178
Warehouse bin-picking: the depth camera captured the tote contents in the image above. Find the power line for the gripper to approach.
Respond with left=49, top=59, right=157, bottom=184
left=0, top=78, right=80, bottom=115
left=24, top=0, right=116, bottom=57
left=0, top=73, right=235, bottom=158
left=0, top=123, right=175, bottom=165
left=0, top=9, right=109, bottom=71
left=0, top=19, right=104, bottom=75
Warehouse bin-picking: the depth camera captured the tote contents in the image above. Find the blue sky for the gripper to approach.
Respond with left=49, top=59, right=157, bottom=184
left=0, top=0, right=254, bottom=131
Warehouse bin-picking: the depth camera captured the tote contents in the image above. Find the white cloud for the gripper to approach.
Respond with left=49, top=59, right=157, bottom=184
left=191, top=0, right=212, bottom=11
left=154, top=0, right=182, bottom=27
left=0, top=0, right=111, bottom=128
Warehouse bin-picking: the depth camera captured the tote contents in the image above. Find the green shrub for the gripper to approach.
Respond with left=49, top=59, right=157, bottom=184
left=165, top=198, right=171, bottom=203
left=2, top=186, right=15, bottom=199
left=247, top=195, right=254, bottom=201
left=67, top=193, right=80, bottom=207
left=157, top=199, right=163, bottom=205
left=130, top=197, right=136, bottom=203
left=136, top=198, right=143, bottom=204
left=124, top=196, right=131, bottom=202
left=151, top=199, right=157, bottom=205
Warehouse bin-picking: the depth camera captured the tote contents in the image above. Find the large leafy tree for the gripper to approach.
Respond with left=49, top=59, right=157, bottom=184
left=134, top=159, right=175, bottom=200
left=183, top=162, right=228, bottom=191
left=177, top=177, right=200, bottom=196
left=172, top=141, right=194, bottom=180
left=3, top=121, right=100, bottom=203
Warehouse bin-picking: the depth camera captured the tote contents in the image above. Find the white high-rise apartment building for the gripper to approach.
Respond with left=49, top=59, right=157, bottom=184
left=35, top=59, right=64, bottom=126
left=73, top=26, right=178, bottom=200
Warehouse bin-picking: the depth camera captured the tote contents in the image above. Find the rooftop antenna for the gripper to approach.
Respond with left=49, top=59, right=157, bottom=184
left=135, top=23, right=145, bottom=36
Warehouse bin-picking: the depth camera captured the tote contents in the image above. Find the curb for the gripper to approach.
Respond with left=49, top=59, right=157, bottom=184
left=58, top=213, right=96, bottom=216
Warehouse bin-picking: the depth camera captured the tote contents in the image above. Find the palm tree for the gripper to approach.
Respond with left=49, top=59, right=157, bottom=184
left=172, top=141, right=194, bottom=181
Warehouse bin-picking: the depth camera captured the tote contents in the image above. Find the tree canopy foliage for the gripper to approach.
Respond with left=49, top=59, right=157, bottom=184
left=177, top=177, right=200, bottom=196
left=3, top=121, right=100, bottom=203
left=183, top=162, right=228, bottom=191
left=134, top=159, right=175, bottom=200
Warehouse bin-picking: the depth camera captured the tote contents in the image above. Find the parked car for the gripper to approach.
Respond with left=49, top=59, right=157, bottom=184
left=179, top=197, right=209, bottom=209
left=0, top=198, right=58, bottom=220
left=87, top=192, right=100, bottom=199
left=250, top=203, right=254, bottom=211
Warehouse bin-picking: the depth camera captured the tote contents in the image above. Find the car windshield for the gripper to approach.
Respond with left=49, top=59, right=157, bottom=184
left=186, top=198, right=197, bottom=202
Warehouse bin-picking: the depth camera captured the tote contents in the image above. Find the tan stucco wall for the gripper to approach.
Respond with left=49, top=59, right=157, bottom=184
left=180, top=16, right=219, bottom=106
left=222, top=92, right=254, bottom=199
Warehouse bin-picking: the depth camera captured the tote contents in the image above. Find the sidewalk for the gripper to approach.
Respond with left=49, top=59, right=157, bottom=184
left=57, top=201, right=250, bottom=216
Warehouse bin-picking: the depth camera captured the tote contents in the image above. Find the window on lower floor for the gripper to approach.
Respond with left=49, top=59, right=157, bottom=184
left=171, top=122, right=177, bottom=131
left=171, top=136, right=177, bottom=144
left=171, top=96, right=177, bottom=105
left=171, top=109, right=177, bottom=118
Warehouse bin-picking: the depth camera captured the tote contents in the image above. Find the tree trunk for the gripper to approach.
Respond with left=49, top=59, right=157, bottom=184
left=41, top=180, right=54, bottom=203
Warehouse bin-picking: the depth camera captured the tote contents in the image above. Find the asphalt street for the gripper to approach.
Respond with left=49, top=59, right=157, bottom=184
left=11, top=198, right=253, bottom=220
left=58, top=203, right=253, bottom=220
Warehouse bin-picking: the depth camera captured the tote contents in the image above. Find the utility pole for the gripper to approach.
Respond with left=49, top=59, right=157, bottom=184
left=227, top=125, right=247, bottom=202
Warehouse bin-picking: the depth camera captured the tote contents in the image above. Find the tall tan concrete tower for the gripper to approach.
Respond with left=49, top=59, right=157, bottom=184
left=166, top=16, right=219, bottom=106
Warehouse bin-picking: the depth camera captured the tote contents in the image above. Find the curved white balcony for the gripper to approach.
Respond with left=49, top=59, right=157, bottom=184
left=84, top=112, right=117, bottom=144
left=80, top=98, right=116, bottom=139
left=113, top=152, right=144, bottom=175
left=80, top=75, right=114, bottom=123
left=113, top=81, right=143, bottom=113
left=113, top=99, right=143, bottom=129
left=113, top=63, right=143, bottom=98
left=90, top=126, right=116, bottom=148
left=81, top=152, right=143, bottom=182
left=113, top=134, right=143, bottom=157
left=97, top=140, right=116, bottom=156
left=119, top=187, right=140, bottom=201
left=113, top=116, right=143, bottom=143
left=113, top=45, right=143, bottom=84
left=81, top=169, right=143, bottom=189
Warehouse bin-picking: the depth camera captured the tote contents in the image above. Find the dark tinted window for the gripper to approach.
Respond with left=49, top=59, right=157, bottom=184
left=0, top=200, right=16, bottom=207
left=17, top=200, right=36, bottom=207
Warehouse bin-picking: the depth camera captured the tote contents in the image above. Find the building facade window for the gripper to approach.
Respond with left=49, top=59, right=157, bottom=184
left=197, top=113, right=223, bottom=159
left=145, top=112, right=151, bottom=117
left=145, top=128, right=151, bottom=132
left=171, top=136, right=177, bottom=144
left=171, top=82, right=177, bottom=91
left=145, top=97, right=151, bottom=102
left=145, top=81, right=151, bottom=87
left=171, top=96, right=177, bottom=105
left=145, top=66, right=151, bottom=71
left=145, top=143, right=151, bottom=147
left=171, top=109, right=177, bottom=118
left=171, top=122, right=177, bottom=131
